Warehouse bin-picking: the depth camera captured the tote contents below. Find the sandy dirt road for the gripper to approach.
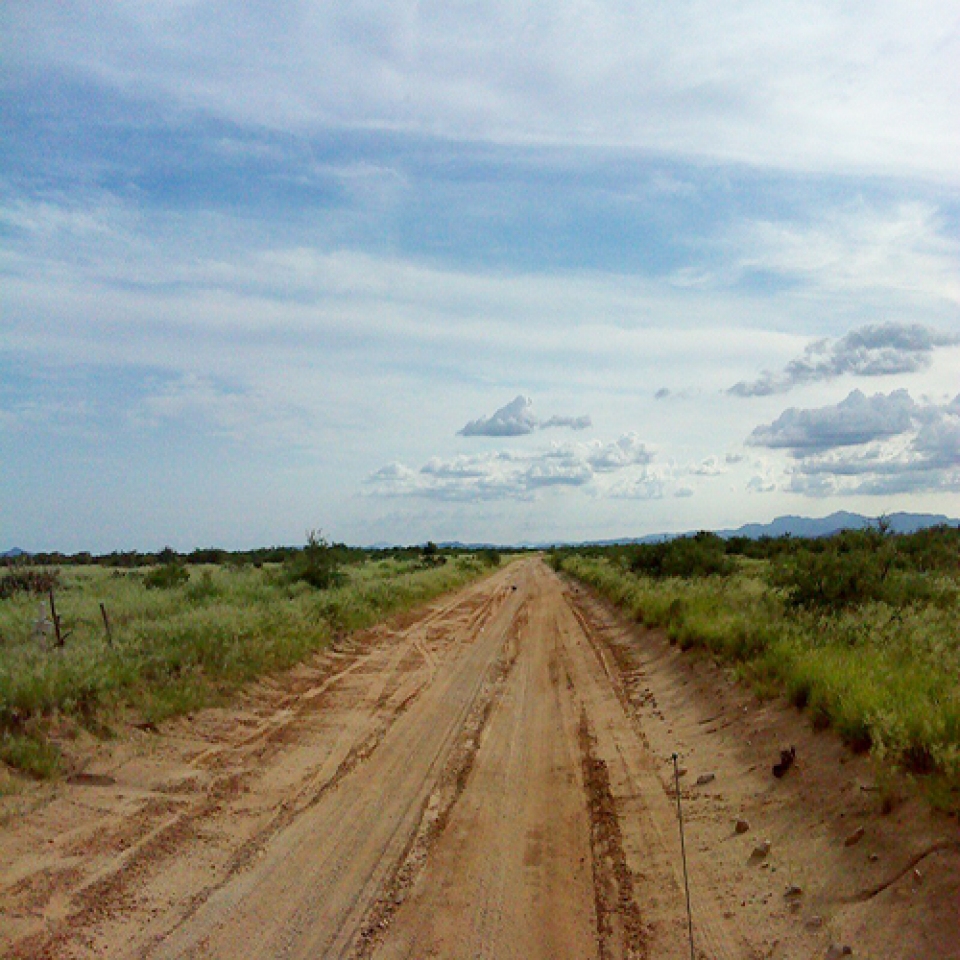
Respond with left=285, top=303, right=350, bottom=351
left=2, top=558, right=958, bottom=959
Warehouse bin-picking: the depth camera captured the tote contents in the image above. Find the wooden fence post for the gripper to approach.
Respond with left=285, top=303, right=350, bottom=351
left=49, top=587, right=64, bottom=647
left=100, top=602, right=113, bottom=646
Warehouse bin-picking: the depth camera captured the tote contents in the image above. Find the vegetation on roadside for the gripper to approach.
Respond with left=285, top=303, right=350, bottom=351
left=0, top=541, right=511, bottom=780
left=552, top=524, right=960, bottom=809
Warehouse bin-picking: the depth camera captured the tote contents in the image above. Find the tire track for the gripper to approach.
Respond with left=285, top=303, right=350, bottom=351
left=578, top=708, right=648, bottom=960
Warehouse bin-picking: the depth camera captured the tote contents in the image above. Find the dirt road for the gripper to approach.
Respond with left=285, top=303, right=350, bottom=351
left=3, top=559, right=958, bottom=958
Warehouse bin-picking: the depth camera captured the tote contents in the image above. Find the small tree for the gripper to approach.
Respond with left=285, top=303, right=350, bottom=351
left=285, top=530, right=344, bottom=589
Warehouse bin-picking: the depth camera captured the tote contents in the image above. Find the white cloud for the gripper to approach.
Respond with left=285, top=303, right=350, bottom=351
left=540, top=413, right=592, bottom=431
left=735, top=203, right=960, bottom=305
left=366, top=433, right=661, bottom=501
left=606, top=468, right=667, bottom=501
left=748, top=389, right=960, bottom=496
left=690, top=456, right=725, bottom=476
left=7, top=2, right=959, bottom=181
left=133, top=373, right=318, bottom=447
left=747, top=389, right=917, bottom=453
left=730, top=322, right=960, bottom=396
left=458, top=395, right=592, bottom=437
left=585, top=433, right=654, bottom=471
left=459, top=395, right=538, bottom=436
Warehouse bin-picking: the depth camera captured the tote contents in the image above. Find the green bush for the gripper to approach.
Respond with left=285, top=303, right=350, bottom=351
left=559, top=545, right=960, bottom=806
left=768, top=526, right=956, bottom=610
left=284, top=530, right=345, bottom=590
left=144, top=564, right=190, bottom=590
left=629, top=532, right=735, bottom=579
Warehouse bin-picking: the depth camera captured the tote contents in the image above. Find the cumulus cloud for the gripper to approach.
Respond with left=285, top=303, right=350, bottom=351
left=730, top=323, right=960, bottom=396
left=585, top=434, right=654, bottom=471
left=458, top=396, right=591, bottom=437
left=459, top=395, right=538, bottom=437
left=747, top=389, right=917, bottom=452
left=606, top=470, right=667, bottom=501
left=690, top=456, right=725, bottom=476
left=366, top=433, right=659, bottom=501
left=747, top=389, right=960, bottom=496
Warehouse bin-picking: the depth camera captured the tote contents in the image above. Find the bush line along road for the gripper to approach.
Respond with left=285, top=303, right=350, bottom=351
left=2, top=558, right=958, bottom=958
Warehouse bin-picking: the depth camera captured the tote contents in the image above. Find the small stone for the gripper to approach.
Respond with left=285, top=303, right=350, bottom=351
left=913, top=868, right=922, bottom=883
left=735, top=818, right=750, bottom=834
left=677, top=767, right=688, bottom=777
left=696, top=772, right=716, bottom=786
left=750, top=839, right=772, bottom=862
left=868, top=853, right=879, bottom=862
left=805, top=915, right=824, bottom=930
left=844, top=826, right=865, bottom=847
left=784, top=884, right=803, bottom=899
left=825, top=945, right=852, bottom=959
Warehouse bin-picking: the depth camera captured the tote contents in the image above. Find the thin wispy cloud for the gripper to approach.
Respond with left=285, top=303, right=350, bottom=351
left=6, top=2, right=958, bottom=181
left=735, top=203, right=960, bottom=304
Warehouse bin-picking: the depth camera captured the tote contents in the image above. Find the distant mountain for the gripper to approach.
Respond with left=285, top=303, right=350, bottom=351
left=532, top=511, right=959, bottom=550
left=718, top=511, right=958, bottom=540
left=1, top=547, right=28, bottom=559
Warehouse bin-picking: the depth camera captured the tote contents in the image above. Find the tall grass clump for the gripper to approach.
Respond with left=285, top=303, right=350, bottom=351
left=0, top=549, right=507, bottom=778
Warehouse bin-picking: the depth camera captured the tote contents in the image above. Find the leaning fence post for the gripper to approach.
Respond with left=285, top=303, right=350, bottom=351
left=49, top=587, right=64, bottom=647
left=673, top=752, right=696, bottom=960
left=100, top=602, right=113, bottom=646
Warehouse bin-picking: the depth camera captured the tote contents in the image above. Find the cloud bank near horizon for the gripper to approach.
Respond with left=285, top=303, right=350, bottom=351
left=367, top=434, right=663, bottom=502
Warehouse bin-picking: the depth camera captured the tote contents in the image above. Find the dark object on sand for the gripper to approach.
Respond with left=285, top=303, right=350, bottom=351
left=773, top=746, right=796, bottom=778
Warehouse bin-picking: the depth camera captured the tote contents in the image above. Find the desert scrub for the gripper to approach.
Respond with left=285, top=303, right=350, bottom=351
left=0, top=553, right=505, bottom=778
left=559, top=538, right=960, bottom=806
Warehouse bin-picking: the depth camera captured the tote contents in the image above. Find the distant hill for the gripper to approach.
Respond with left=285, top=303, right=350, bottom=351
left=536, top=511, right=959, bottom=550
left=718, top=511, right=958, bottom=540
left=1, top=547, right=28, bottom=559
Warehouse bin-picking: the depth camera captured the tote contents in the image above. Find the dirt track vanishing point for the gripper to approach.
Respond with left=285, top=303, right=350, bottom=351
left=2, top=558, right=957, bottom=959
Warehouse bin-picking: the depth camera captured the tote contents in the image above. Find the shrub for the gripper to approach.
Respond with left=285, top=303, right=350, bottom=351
left=0, top=569, right=60, bottom=600
left=284, top=530, right=344, bottom=590
left=144, top=564, right=190, bottom=590
left=629, top=532, right=735, bottom=579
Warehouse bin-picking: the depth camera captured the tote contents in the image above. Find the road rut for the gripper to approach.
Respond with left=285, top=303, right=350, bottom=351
left=3, top=558, right=957, bottom=959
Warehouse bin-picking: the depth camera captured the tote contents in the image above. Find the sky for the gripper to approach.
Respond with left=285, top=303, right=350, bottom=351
left=2, top=1, right=959, bottom=552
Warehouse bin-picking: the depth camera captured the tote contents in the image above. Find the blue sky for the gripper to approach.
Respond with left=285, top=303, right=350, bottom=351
left=2, top=1, right=959, bottom=551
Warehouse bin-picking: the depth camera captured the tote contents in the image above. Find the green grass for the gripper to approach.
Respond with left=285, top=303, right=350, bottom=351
left=0, top=554, right=502, bottom=778
left=559, top=553, right=960, bottom=808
